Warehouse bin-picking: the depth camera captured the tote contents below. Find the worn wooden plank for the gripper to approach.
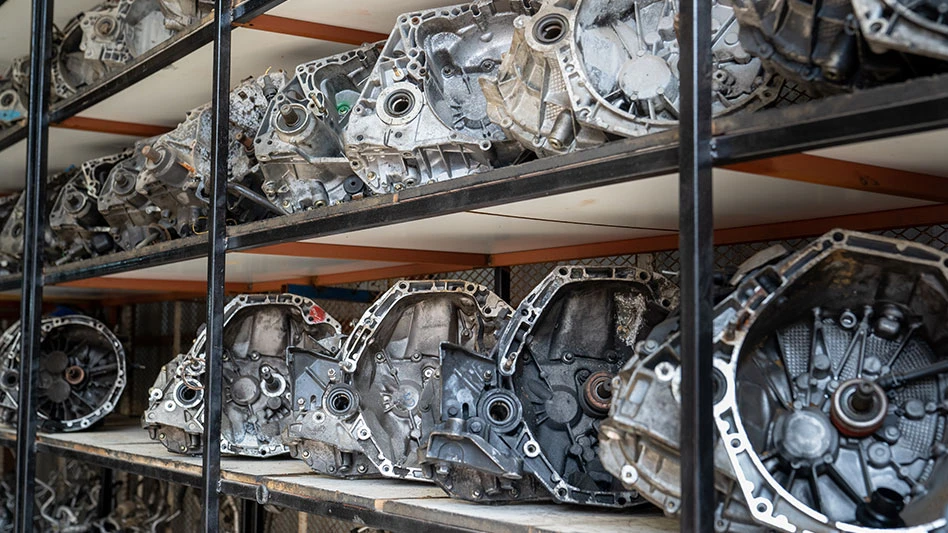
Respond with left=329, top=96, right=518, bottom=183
left=0, top=423, right=681, bottom=532
left=383, top=498, right=679, bottom=533
left=262, top=474, right=447, bottom=510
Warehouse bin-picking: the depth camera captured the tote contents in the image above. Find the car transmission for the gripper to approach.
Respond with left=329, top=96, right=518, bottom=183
left=0, top=315, right=126, bottom=432
left=0, top=68, right=27, bottom=131
left=0, top=171, right=71, bottom=274
left=284, top=280, right=511, bottom=480
left=425, top=266, right=678, bottom=506
left=343, top=0, right=532, bottom=194
left=0, top=194, right=21, bottom=275
left=851, top=0, right=948, bottom=62
left=77, top=0, right=179, bottom=69
left=730, top=0, right=947, bottom=92
left=52, top=0, right=196, bottom=100
left=600, top=229, right=948, bottom=532
left=96, top=138, right=172, bottom=251
left=138, top=73, right=286, bottom=237
left=49, top=151, right=133, bottom=263
left=253, top=44, right=379, bottom=214
left=143, top=294, right=345, bottom=456
left=483, top=0, right=780, bottom=155
left=156, top=0, right=212, bottom=31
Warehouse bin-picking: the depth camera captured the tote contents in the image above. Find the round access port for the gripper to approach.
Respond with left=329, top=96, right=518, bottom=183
left=533, top=14, right=568, bottom=44
left=384, top=89, right=415, bottom=118
left=175, top=383, right=203, bottom=409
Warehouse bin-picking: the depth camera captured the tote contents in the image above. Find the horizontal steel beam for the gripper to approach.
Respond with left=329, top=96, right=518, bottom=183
left=714, top=73, right=948, bottom=163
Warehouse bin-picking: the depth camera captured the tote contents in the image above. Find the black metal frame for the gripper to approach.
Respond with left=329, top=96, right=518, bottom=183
left=14, top=0, right=53, bottom=530
left=6, top=0, right=946, bottom=530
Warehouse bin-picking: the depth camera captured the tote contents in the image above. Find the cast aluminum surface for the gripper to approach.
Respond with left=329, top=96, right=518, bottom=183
left=0, top=315, right=126, bottom=432
left=254, top=44, right=380, bottom=214
left=343, top=0, right=532, bottom=194
left=0, top=171, right=71, bottom=274
left=285, top=280, right=511, bottom=480
left=137, top=72, right=287, bottom=237
left=143, top=293, right=345, bottom=457
left=601, top=230, right=948, bottom=532
left=852, top=0, right=948, bottom=62
left=484, top=0, right=779, bottom=154
left=96, top=138, right=171, bottom=251
left=425, top=266, right=678, bottom=507
left=49, top=150, right=133, bottom=263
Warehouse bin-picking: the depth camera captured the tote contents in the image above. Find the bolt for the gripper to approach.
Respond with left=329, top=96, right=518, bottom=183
left=483, top=370, right=493, bottom=381
left=280, top=104, right=300, bottom=125
left=141, top=145, right=161, bottom=164
left=470, top=420, right=483, bottom=433
left=302, top=450, right=310, bottom=458
left=850, top=382, right=876, bottom=412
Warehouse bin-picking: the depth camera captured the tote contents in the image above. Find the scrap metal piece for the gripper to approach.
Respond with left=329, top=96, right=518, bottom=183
left=601, top=229, right=948, bottom=532
left=426, top=266, right=678, bottom=507
left=0, top=315, right=126, bottom=432
left=253, top=44, right=380, bottom=214
left=344, top=0, right=533, bottom=194
left=143, top=294, right=345, bottom=457
left=49, top=150, right=133, bottom=263
left=285, top=280, right=511, bottom=480
left=137, top=72, right=287, bottom=237
left=483, top=0, right=780, bottom=155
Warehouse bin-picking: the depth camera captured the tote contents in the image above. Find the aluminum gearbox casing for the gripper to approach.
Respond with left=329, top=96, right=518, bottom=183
left=96, top=137, right=172, bottom=251
left=343, top=0, right=533, bottom=194
left=143, top=294, right=345, bottom=457
left=0, top=171, right=72, bottom=274
left=851, top=0, right=948, bottom=62
left=424, top=266, right=679, bottom=507
left=49, top=150, right=133, bottom=263
left=601, top=229, right=948, bottom=532
left=137, top=72, right=287, bottom=237
left=0, top=315, right=126, bottom=432
left=284, top=280, right=511, bottom=480
left=253, top=44, right=380, bottom=214
left=482, top=0, right=780, bottom=156
left=729, top=0, right=948, bottom=92
left=0, top=67, right=27, bottom=130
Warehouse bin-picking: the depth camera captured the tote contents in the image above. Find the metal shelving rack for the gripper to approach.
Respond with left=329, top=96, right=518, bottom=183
left=3, top=0, right=948, bottom=531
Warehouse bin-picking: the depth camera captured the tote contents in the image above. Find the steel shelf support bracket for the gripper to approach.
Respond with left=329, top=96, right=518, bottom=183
left=201, top=0, right=232, bottom=529
left=15, top=0, right=55, bottom=530
left=678, top=0, right=715, bottom=530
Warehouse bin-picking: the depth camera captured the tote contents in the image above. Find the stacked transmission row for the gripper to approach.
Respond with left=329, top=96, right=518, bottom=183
left=4, top=0, right=948, bottom=274
left=140, top=230, right=948, bottom=533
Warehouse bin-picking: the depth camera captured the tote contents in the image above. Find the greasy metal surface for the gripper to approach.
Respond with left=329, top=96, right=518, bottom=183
left=144, top=294, right=345, bottom=456
left=426, top=266, right=678, bottom=507
left=285, top=280, right=510, bottom=481
left=602, top=230, right=948, bottom=532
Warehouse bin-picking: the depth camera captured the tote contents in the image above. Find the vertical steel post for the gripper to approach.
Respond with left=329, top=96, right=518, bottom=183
left=493, top=266, right=511, bottom=301
left=201, top=0, right=231, bottom=529
left=15, top=0, right=54, bottom=530
left=678, top=0, right=715, bottom=529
